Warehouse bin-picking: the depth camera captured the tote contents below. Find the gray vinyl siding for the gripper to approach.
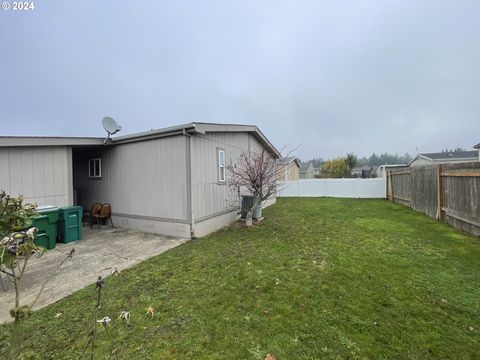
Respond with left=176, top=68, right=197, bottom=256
left=73, top=135, right=188, bottom=221
left=190, top=132, right=267, bottom=220
left=0, top=146, right=72, bottom=207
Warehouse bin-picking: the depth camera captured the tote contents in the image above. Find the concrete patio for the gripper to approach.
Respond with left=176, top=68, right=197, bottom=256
left=0, top=226, right=187, bottom=324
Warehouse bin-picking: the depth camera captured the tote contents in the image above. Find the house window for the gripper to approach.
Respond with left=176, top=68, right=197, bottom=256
left=218, top=149, right=226, bottom=182
left=88, top=158, right=102, bottom=179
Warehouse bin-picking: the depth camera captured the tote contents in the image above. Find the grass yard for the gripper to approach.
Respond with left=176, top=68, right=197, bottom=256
left=1, top=198, right=480, bottom=359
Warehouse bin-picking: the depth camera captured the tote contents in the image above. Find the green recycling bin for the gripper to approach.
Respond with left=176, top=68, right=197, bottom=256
left=58, top=206, right=83, bottom=243
left=32, top=205, right=59, bottom=250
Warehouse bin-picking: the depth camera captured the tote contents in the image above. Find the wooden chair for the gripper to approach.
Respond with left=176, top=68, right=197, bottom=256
left=83, top=203, right=102, bottom=227
left=91, top=203, right=114, bottom=228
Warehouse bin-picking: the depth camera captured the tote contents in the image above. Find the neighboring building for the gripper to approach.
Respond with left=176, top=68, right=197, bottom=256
left=299, top=162, right=315, bottom=179
left=0, top=122, right=280, bottom=239
left=408, top=151, right=478, bottom=167
left=312, top=167, right=321, bottom=178
left=474, top=143, right=480, bottom=161
left=276, top=157, right=301, bottom=181
left=376, top=164, right=408, bottom=178
left=351, top=165, right=377, bottom=178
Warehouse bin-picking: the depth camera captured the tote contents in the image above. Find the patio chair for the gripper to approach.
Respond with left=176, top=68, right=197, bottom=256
left=91, top=203, right=114, bottom=228
left=83, top=203, right=102, bottom=227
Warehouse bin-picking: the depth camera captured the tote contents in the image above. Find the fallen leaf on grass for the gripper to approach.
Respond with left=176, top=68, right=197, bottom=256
left=265, top=354, right=276, bottom=360
left=54, top=312, right=62, bottom=318
left=146, top=306, right=155, bottom=317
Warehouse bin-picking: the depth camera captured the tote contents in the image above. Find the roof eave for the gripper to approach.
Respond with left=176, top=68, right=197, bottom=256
left=0, top=136, right=105, bottom=147
left=111, top=123, right=198, bottom=144
left=194, top=123, right=281, bottom=158
left=434, top=157, right=478, bottom=162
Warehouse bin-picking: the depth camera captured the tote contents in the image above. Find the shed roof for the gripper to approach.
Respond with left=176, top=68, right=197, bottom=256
left=277, top=157, right=301, bottom=167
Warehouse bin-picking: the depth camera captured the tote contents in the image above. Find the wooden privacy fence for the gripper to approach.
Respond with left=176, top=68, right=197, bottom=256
left=387, top=162, right=480, bottom=236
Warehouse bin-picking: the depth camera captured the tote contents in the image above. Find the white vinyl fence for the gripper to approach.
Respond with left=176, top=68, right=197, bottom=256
left=278, top=178, right=386, bottom=198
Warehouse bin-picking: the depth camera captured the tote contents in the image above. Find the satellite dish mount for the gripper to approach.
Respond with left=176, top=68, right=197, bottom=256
left=102, top=117, right=122, bottom=143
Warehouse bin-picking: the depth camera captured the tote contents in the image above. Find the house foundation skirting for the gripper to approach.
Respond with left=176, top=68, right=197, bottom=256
left=111, top=214, right=191, bottom=239
left=194, top=209, right=240, bottom=238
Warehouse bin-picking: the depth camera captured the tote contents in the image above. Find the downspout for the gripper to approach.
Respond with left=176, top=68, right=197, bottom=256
left=183, top=129, right=196, bottom=239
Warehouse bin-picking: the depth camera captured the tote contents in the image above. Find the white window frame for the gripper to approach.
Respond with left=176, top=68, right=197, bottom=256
left=88, top=158, right=102, bottom=179
left=217, top=148, right=226, bottom=183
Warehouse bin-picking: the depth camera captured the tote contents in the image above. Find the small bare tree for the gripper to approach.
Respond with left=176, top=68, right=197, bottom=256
left=226, top=148, right=283, bottom=218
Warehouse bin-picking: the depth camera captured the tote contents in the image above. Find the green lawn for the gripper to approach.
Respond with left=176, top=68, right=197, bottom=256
left=2, top=198, right=480, bottom=359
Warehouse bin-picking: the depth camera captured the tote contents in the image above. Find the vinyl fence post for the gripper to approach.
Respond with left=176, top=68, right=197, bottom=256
left=436, top=164, right=443, bottom=220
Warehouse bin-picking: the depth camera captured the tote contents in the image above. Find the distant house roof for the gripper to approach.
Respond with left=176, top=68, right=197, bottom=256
left=277, top=157, right=301, bottom=167
left=409, top=151, right=478, bottom=165
left=352, top=165, right=373, bottom=172
left=474, top=143, right=480, bottom=149
left=299, top=163, right=313, bottom=172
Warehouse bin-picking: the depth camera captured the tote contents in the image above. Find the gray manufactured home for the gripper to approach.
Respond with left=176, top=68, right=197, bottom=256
left=0, top=123, right=280, bottom=238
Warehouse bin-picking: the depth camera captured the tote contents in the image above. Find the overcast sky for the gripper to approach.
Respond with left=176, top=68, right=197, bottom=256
left=1, top=0, right=479, bottom=159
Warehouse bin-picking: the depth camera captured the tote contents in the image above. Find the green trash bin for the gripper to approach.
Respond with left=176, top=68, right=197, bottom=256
left=58, top=206, right=83, bottom=243
left=32, top=205, right=59, bottom=250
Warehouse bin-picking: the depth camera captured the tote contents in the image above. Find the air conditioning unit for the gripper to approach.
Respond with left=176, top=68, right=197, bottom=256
left=240, top=195, right=254, bottom=218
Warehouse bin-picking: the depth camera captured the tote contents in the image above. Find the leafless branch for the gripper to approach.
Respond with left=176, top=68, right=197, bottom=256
left=226, top=146, right=298, bottom=209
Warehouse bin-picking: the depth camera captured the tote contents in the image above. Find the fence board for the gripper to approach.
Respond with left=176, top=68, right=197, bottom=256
left=411, top=166, right=438, bottom=218
left=388, top=162, right=480, bottom=237
left=391, top=171, right=411, bottom=206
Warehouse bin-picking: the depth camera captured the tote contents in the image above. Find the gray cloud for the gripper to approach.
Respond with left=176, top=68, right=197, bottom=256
left=0, top=0, right=479, bottom=159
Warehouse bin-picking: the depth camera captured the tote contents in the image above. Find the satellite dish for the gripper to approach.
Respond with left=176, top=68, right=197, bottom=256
left=102, top=116, right=122, bottom=143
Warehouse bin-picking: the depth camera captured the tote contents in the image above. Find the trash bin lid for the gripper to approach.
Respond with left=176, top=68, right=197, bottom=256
left=59, top=205, right=83, bottom=211
left=37, top=205, right=58, bottom=212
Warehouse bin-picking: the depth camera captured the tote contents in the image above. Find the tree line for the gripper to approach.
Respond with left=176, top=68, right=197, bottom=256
left=302, top=152, right=413, bottom=168
left=301, top=152, right=413, bottom=178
